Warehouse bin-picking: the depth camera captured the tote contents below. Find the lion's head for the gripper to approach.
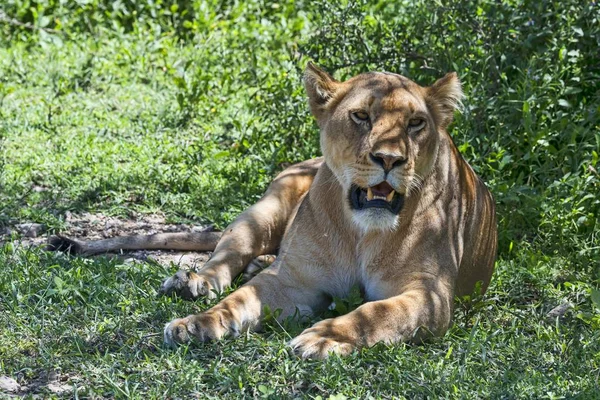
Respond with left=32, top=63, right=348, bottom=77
left=304, top=63, right=463, bottom=232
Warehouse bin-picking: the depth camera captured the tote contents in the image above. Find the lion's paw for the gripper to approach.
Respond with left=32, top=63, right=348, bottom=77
left=288, top=319, right=356, bottom=359
left=163, top=312, right=236, bottom=347
left=160, top=270, right=218, bottom=300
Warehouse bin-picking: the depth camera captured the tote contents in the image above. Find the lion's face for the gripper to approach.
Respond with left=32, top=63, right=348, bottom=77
left=305, top=64, right=463, bottom=232
left=321, top=73, right=440, bottom=232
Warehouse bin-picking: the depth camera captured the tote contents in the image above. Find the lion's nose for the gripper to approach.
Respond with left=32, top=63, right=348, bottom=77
left=369, top=152, right=407, bottom=172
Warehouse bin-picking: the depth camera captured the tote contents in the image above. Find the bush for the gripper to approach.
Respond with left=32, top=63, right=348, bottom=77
left=300, top=0, right=600, bottom=259
left=1, top=0, right=598, bottom=264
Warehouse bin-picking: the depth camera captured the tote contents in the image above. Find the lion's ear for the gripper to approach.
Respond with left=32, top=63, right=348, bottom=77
left=426, top=72, right=464, bottom=128
left=304, top=62, right=340, bottom=120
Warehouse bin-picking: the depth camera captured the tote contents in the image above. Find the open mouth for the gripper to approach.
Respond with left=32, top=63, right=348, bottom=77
left=348, top=181, right=405, bottom=214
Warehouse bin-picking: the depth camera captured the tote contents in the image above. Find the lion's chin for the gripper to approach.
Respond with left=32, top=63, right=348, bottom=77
left=351, top=208, right=400, bottom=233
left=347, top=184, right=405, bottom=232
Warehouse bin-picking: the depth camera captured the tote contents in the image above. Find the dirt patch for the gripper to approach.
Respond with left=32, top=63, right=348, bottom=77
left=0, top=370, right=79, bottom=398
left=2, top=212, right=275, bottom=275
left=60, top=212, right=215, bottom=240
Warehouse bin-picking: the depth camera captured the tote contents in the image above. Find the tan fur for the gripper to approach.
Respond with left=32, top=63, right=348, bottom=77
left=51, top=64, right=497, bottom=359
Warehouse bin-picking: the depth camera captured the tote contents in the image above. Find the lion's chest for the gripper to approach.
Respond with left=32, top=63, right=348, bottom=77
left=354, top=229, right=440, bottom=301
left=323, top=235, right=410, bottom=301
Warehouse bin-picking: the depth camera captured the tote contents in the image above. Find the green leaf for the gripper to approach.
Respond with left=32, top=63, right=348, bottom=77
left=558, top=99, right=571, bottom=108
left=213, top=150, right=230, bottom=159
left=591, top=289, right=600, bottom=310
left=38, top=16, right=51, bottom=28
left=53, top=276, right=64, bottom=289
left=558, top=47, right=567, bottom=61
left=329, top=395, right=347, bottom=400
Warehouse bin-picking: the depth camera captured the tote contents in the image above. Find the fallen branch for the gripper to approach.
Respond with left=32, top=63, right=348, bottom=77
left=0, top=11, right=62, bottom=34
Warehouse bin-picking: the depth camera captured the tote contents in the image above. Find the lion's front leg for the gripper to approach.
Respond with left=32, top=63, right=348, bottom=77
left=160, top=158, right=321, bottom=301
left=289, top=281, right=454, bottom=359
left=164, top=269, right=330, bottom=347
left=164, top=284, right=265, bottom=345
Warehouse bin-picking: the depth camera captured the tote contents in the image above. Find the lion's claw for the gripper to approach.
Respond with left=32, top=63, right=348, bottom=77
left=288, top=319, right=356, bottom=359
left=163, top=312, right=236, bottom=347
left=160, top=270, right=216, bottom=300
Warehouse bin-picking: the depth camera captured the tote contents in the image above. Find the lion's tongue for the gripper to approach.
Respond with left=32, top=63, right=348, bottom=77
left=372, top=182, right=394, bottom=196
left=367, top=182, right=395, bottom=202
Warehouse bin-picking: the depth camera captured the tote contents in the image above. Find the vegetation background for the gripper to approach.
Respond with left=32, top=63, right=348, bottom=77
left=0, top=0, right=599, bottom=398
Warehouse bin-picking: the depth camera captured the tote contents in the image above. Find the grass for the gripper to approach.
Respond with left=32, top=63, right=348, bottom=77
left=1, top=244, right=598, bottom=398
left=1, top=0, right=599, bottom=398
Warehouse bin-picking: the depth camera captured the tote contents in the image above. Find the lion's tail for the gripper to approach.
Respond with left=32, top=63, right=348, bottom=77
left=46, top=231, right=222, bottom=256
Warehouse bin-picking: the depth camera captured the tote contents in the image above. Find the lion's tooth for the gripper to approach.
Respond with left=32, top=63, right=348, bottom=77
left=386, top=190, right=395, bottom=202
left=367, top=187, right=374, bottom=201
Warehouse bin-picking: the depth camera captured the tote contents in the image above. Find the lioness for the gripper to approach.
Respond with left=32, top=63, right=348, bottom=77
left=49, top=63, right=497, bottom=359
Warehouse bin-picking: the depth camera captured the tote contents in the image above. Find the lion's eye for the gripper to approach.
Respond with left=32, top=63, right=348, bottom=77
left=408, top=118, right=426, bottom=131
left=351, top=111, right=370, bottom=122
